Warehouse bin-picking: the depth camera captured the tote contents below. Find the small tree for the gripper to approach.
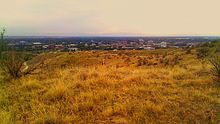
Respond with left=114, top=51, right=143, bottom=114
left=0, top=27, right=6, bottom=62
left=0, top=28, right=6, bottom=54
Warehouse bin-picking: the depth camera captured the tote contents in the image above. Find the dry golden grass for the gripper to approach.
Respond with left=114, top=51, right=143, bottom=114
left=0, top=49, right=219, bottom=123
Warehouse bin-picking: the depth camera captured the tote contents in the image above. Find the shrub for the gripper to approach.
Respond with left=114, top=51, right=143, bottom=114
left=0, top=28, right=24, bottom=79
left=185, top=48, right=192, bottom=54
left=0, top=52, right=35, bottom=79
left=209, top=56, right=220, bottom=83
left=196, top=48, right=209, bottom=59
left=0, top=52, right=25, bottom=78
left=0, top=28, right=42, bottom=79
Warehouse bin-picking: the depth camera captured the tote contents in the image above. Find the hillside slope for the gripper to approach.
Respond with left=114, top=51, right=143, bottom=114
left=0, top=49, right=219, bottom=124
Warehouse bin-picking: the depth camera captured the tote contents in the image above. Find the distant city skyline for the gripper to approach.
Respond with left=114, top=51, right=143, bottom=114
left=1, top=0, right=220, bottom=36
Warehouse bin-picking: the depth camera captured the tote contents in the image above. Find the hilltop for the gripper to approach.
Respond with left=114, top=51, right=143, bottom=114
left=0, top=48, right=219, bottom=123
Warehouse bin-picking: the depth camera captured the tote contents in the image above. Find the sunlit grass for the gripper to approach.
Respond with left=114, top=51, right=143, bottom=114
left=0, top=49, right=219, bottom=123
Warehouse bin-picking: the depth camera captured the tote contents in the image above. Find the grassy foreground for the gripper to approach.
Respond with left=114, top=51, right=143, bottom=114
left=0, top=49, right=219, bottom=123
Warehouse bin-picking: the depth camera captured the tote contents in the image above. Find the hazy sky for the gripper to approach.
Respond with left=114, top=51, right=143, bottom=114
left=1, top=0, right=220, bottom=36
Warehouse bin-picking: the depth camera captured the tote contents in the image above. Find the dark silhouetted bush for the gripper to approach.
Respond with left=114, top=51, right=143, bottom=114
left=209, top=56, right=220, bottom=84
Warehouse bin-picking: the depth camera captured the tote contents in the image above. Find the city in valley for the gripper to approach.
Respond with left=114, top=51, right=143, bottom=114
left=6, top=36, right=216, bottom=52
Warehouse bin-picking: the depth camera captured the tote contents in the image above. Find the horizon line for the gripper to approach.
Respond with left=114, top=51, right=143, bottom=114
left=5, top=35, right=220, bottom=38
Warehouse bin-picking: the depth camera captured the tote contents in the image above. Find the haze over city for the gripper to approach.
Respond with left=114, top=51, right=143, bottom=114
left=1, top=0, right=220, bottom=36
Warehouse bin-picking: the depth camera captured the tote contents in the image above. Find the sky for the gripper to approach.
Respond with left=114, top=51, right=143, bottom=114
left=0, top=0, right=220, bottom=36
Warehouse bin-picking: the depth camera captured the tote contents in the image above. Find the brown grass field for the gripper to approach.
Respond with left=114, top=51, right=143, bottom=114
left=0, top=49, right=219, bottom=123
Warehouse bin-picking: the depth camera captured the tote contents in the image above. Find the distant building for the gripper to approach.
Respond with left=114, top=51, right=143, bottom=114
left=43, top=45, right=49, bottom=49
left=48, top=44, right=55, bottom=49
left=68, top=48, right=78, bottom=52
left=90, top=43, right=96, bottom=46
left=160, top=42, right=167, bottom=48
left=186, top=43, right=197, bottom=48
left=122, top=46, right=135, bottom=50
left=139, top=39, right=145, bottom=42
left=55, top=44, right=64, bottom=51
left=144, top=46, right=155, bottom=50
left=147, top=40, right=154, bottom=43
left=174, top=42, right=187, bottom=48
left=19, top=41, right=26, bottom=44
left=143, top=44, right=155, bottom=50
left=68, top=44, right=77, bottom=47
left=33, top=42, right=42, bottom=45
left=84, top=43, right=88, bottom=47
left=32, top=42, right=43, bottom=50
